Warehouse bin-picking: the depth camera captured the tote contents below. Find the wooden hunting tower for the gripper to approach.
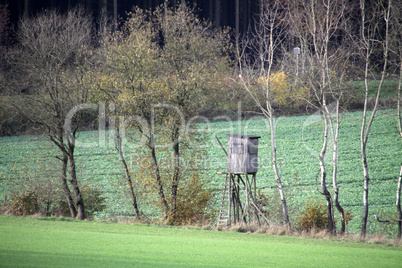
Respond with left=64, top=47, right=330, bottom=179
left=217, top=134, right=267, bottom=227
left=227, top=134, right=260, bottom=174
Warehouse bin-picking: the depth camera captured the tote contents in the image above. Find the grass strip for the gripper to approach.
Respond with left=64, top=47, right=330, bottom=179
left=0, top=216, right=401, bottom=267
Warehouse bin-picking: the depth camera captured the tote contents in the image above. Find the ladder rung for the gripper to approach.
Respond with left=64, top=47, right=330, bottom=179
left=217, top=175, right=231, bottom=227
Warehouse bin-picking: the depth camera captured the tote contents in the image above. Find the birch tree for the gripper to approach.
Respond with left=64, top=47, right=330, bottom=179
left=397, top=52, right=402, bottom=240
left=285, top=0, right=351, bottom=234
left=237, top=0, right=291, bottom=228
left=359, top=0, right=391, bottom=238
left=390, top=0, right=402, bottom=240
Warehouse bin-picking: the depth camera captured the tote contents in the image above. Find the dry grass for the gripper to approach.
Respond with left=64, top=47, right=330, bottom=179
left=367, top=234, right=388, bottom=244
left=212, top=223, right=402, bottom=247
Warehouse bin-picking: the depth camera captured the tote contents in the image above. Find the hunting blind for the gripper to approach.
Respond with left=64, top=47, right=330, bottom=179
left=217, top=135, right=268, bottom=227
left=227, top=134, right=260, bottom=174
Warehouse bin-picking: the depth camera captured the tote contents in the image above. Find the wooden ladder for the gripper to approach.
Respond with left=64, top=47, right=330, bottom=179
left=217, top=174, right=231, bottom=227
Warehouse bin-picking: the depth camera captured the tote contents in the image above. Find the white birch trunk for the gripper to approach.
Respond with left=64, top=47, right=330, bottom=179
left=396, top=43, right=402, bottom=240
left=326, top=101, right=345, bottom=234
left=269, top=113, right=290, bottom=228
left=360, top=0, right=391, bottom=238
left=397, top=165, right=402, bottom=240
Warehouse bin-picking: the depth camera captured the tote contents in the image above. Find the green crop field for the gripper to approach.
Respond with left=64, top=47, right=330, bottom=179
left=349, top=79, right=400, bottom=99
left=0, top=216, right=401, bottom=267
left=0, top=109, right=401, bottom=235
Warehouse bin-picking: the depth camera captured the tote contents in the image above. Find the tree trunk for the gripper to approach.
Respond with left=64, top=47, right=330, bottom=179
left=209, top=0, right=213, bottom=22
left=145, top=0, right=151, bottom=10
left=67, top=142, right=85, bottom=220
left=150, top=133, right=169, bottom=219
left=359, top=0, right=390, bottom=238
left=328, top=101, right=345, bottom=234
left=171, top=127, right=180, bottom=215
left=51, top=129, right=77, bottom=218
left=360, top=36, right=371, bottom=238
left=319, top=108, right=336, bottom=234
left=235, top=0, right=239, bottom=42
left=23, top=0, right=28, bottom=18
left=214, top=0, right=220, bottom=27
left=397, top=164, right=402, bottom=240
left=116, top=127, right=140, bottom=220
left=237, top=0, right=290, bottom=229
left=113, top=0, right=117, bottom=27
left=361, top=141, right=370, bottom=237
left=334, top=189, right=345, bottom=234
left=61, top=153, right=77, bottom=218
left=269, top=113, right=290, bottom=229
left=397, top=54, right=402, bottom=241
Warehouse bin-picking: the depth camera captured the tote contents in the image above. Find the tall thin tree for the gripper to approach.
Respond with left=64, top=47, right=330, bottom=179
left=237, top=0, right=291, bottom=228
left=13, top=8, right=94, bottom=219
left=359, top=0, right=391, bottom=238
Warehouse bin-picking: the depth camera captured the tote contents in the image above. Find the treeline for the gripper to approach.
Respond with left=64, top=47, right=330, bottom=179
left=1, top=0, right=259, bottom=36
left=0, top=1, right=401, bottom=239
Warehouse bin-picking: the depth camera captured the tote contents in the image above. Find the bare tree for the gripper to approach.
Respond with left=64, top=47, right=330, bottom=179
left=285, top=0, right=352, bottom=234
left=326, top=100, right=347, bottom=234
left=12, top=8, right=94, bottom=220
left=390, top=0, right=402, bottom=240
left=237, top=0, right=291, bottom=229
left=103, top=102, right=142, bottom=220
left=359, top=0, right=392, bottom=238
left=116, top=120, right=141, bottom=221
left=398, top=83, right=402, bottom=238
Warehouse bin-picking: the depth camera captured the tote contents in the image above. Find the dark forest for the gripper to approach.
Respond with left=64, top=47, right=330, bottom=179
left=1, top=0, right=259, bottom=34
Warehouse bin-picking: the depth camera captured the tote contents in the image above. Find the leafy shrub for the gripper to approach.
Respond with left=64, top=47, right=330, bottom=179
left=58, top=184, right=106, bottom=219
left=167, top=173, right=212, bottom=225
left=270, top=72, right=291, bottom=106
left=372, top=210, right=398, bottom=237
left=5, top=176, right=61, bottom=216
left=344, top=210, right=355, bottom=225
left=257, top=72, right=309, bottom=111
left=296, top=199, right=328, bottom=232
left=4, top=176, right=106, bottom=219
left=255, top=188, right=295, bottom=226
left=81, top=184, right=107, bottom=218
left=10, top=190, right=39, bottom=216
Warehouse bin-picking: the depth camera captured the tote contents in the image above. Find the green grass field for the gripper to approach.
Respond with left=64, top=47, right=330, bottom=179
left=0, top=109, right=401, bottom=235
left=0, top=216, right=401, bottom=267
